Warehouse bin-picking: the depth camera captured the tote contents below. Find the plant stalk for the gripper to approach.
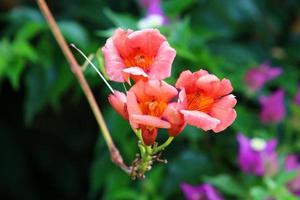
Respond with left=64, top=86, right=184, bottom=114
left=36, top=0, right=130, bottom=174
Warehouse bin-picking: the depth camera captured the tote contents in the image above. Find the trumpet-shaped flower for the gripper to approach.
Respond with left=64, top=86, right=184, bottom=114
left=181, top=183, right=223, bottom=200
left=102, top=28, right=176, bottom=83
left=175, top=70, right=237, bottom=132
left=126, top=80, right=179, bottom=145
left=285, top=155, right=300, bottom=196
left=237, top=133, right=278, bottom=176
left=245, top=62, right=282, bottom=92
left=259, top=89, right=285, bottom=124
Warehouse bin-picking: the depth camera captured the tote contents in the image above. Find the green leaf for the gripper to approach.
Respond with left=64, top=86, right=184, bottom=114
left=58, top=21, right=89, bottom=48
left=8, top=7, right=44, bottom=23
left=13, top=39, right=38, bottom=62
left=16, top=22, right=44, bottom=41
left=104, top=9, right=137, bottom=29
left=108, top=188, right=140, bottom=200
left=204, top=174, right=244, bottom=196
left=0, top=39, right=12, bottom=78
left=163, top=0, right=195, bottom=17
left=49, top=65, right=74, bottom=109
left=250, top=186, right=268, bottom=200
left=95, top=28, right=115, bottom=38
left=24, top=65, right=52, bottom=124
left=0, top=38, right=37, bottom=89
left=5, top=58, right=24, bottom=89
left=276, top=170, right=298, bottom=186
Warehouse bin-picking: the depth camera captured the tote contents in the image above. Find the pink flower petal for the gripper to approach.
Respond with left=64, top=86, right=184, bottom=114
left=130, top=80, right=177, bottom=102
left=126, top=91, right=143, bottom=128
left=149, top=41, right=176, bottom=80
left=180, top=110, right=220, bottom=131
left=215, top=79, right=233, bottom=97
left=196, top=74, right=220, bottom=94
left=108, top=91, right=128, bottom=119
left=210, top=95, right=237, bottom=132
left=102, top=38, right=126, bottom=82
left=145, top=80, right=178, bottom=102
left=178, top=89, right=187, bottom=108
left=196, top=76, right=233, bottom=97
left=127, top=29, right=166, bottom=58
left=111, top=28, right=134, bottom=59
left=130, top=114, right=171, bottom=128
left=129, top=81, right=152, bottom=102
left=163, top=103, right=186, bottom=136
left=122, top=67, right=149, bottom=83
left=122, top=67, right=148, bottom=77
left=176, top=70, right=208, bottom=93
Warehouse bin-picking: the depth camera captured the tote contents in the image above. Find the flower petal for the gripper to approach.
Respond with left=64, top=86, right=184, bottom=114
left=145, top=80, right=178, bottom=102
left=122, top=67, right=148, bottom=77
left=162, top=103, right=186, bottom=136
left=130, top=114, right=170, bottom=128
left=149, top=41, right=176, bottom=80
left=122, top=67, right=149, bottom=83
left=176, top=70, right=208, bottom=93
left=259, top=89, right=285, bottom=124
left=130, top=80, right=177, bottom=102
left=210, top=95, right=237, bottom=132
left=127, top=28, right=166, bottom=58
left=108, top=91, right=128, bottom=119
left=180, top=110, right=220, bottom=131
left=126, top=91, right=143, bottom=128
left=196, top=76, right=233, bottom=98
left=102, top=37, right=126, bottom=82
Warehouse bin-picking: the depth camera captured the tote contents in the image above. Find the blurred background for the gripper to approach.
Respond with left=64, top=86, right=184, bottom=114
left=1, top=0, right=300, bottom=199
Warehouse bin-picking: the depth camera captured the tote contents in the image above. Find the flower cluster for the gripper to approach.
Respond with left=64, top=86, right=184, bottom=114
left=102, top=28, right=237, bottom=146
left=180, top=134, right=300, bottom=199
left=237, top=133, right=300, bottom=197
left=237, top=133, right=278, bottom=176
left=245, top=62, right=282, bottom=92
left=244, top=62, right=286, bottom=124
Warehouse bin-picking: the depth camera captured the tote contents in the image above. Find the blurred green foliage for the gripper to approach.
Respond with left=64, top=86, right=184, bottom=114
left=1, top=0, right=300, bottom=199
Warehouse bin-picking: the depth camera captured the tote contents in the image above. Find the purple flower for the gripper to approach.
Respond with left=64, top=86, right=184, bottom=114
left=245, top=62, right=282, bottom=92
left=237, top=133, right=278, bottom=176
left=259, top=89, right=285, bottom=124
left=138, top=0, right=168, bottom=29
left=285, top=155, right=300, bottom=196
left=181, top=183, right=223, bottom=200
left=294, top=88, right=300, bottom=106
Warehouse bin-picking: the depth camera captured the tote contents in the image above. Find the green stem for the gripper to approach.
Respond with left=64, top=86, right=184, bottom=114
left=134, top=129, right=145, bottom=145
left=153, top=137, right=174, bottom=154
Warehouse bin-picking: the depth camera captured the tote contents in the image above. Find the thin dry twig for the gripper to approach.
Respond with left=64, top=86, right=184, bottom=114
left=36, top=0, right=130, bottom=174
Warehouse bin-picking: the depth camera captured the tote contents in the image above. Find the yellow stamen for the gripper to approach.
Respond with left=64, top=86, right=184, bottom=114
left=187, top=92, right=214, bottom=113
left=124, top=54, right=153, bottom=70
left=139, top=100, right=167, bottom=117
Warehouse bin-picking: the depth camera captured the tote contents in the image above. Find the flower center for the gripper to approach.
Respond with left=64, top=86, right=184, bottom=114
left=139, top=100, right=167, bottom=117
left=250, top=138, right=266, bottom=151
left=186, top=92, right=214, bottom=113
left=124, top=54, right=153, bottom=70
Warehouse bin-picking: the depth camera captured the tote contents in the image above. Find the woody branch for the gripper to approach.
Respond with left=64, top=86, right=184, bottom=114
left=36, top=0, right=130, bottom=174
